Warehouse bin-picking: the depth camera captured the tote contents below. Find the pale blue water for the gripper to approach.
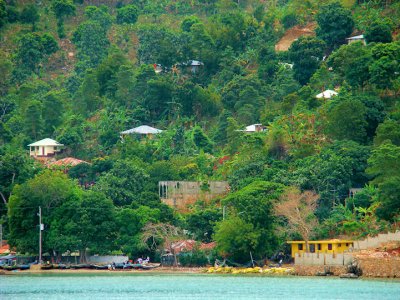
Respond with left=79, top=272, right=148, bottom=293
left=1, top=274, right=399, bottom=300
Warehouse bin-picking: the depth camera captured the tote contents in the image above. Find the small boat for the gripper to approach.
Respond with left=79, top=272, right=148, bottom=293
left=70, top=264, right=90, bottom=269
left=339, top=273, right=359, bottom=279
left=3, top=265, right=18, bottom=271
left=114, top=263, right=125, bottom=269
left=41, top=264, right=53, bottom=270
left=128, top=263, right=143, bottom=269
left=141, top=263, right=161, bottom=270
left=18, top=264, right=31, bottom=270
left=92, top=264, right=108, bottom=270
left=56, top=264, right=69, bottom=269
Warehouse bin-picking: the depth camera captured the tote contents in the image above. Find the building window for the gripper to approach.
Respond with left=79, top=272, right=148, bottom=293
left=338, top=243, right=341, bottom=247
left=317, top=244, right=321, bottom=251
left=328, top=244, right=332, bottom=250
left=309, top=244, right=315, bottom=253
left=298, top=244, right=303, bottom=251
left=346, top=243, right=349, bottom=247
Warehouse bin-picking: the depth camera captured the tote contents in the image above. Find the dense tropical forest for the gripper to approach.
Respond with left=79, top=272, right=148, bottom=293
left=0, top=0, right=399, bottom=265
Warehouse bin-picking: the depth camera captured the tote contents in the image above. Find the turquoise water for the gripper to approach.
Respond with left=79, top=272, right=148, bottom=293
left=1, top=274, right=400, bottom=300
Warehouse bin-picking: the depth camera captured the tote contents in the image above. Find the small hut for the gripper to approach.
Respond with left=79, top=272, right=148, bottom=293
left=28, top=138, right=63, bottom=157
left=346, top=34, right=366, bottom=45
left=237, top=124, right=267, bottom=133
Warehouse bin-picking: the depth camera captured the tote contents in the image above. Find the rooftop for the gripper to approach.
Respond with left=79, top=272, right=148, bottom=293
left=28, top=138, right=64, bottom=147
left=346, top=34, right=364, bottom=40
left=287, top=239, right=354, bottom=244
left=316, top=90, right=338, bottom=99
left=47, top=157, right=88, bottom=167
left=121, top=125, right=163, bottom=135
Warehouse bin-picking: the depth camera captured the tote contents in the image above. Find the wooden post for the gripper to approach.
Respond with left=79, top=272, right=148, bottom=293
left=38, top=206, right=42, bottom=265
left=250, top=251, right=254, bottom=267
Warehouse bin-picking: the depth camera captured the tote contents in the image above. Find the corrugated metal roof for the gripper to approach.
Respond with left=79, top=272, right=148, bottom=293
left=316, top=90, right=338, bottom=99
left=121, top=125, right=163, bottom=135
left=47, top=157, right=88, bottom=167
left=171, top=240, right=216, bottom=254
left=346, top=34, right=364, bottom=40
left=28, top=138, right=63, bottom=147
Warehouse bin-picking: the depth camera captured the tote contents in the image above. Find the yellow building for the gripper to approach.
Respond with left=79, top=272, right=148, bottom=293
left=287, top=239, right=354, bottom=257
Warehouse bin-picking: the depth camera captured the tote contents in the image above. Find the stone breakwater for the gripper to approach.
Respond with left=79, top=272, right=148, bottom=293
left=293, top=257, right=400, bottom=278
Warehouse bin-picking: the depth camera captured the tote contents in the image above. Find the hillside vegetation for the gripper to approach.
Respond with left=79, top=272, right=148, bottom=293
left=0, top=0, right=399, bottom=264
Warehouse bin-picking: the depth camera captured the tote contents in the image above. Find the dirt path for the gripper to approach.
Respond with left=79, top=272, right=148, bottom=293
left=275, top=23, right=317, bottom=52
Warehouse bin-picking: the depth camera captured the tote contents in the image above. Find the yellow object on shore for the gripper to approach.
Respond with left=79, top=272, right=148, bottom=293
left=206, top=266, right=295, bottom=275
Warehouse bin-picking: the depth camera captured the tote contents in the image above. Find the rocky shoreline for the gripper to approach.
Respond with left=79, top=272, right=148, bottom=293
left=2, top=263, right=400, bottom=278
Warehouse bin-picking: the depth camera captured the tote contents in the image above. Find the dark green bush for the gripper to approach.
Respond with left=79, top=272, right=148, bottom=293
left=282, top=13, right=298, bottom=30
left=178, top=249, right=209, bottom=267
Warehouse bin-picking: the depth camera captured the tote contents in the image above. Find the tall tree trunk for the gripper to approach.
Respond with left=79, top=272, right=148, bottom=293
left=80, top=249, right=87, bottom=263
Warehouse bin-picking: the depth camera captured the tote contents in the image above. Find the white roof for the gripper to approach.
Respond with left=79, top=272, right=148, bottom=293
left=346, top=34, right=364, bottom=40
left=316, top=90, right=338, bottom=99
left=236, top=124, right=266, bottom=132
left=245, top=124, right=261, bottom=132
left=121, top=125, right=163, bottom=135
left=190, top=60, right=204, bottom=66
left=28, top=138, right=63, bottom=147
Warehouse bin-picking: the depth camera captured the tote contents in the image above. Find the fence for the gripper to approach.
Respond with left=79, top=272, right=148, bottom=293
left=353, top=231, right=400, bottom=250
left=14, top=255, right=129, bottom=264
left=294, top=252, right=353, bottom=266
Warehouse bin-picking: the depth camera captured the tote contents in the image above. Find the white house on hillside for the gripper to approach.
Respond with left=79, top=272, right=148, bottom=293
left=316, top=90, right=338, bottom=99
left=28, top=138, right=64, bottom=157
left=237, top=124, right=267, bottom=133
left=346, top=34, right=366, bottom=45
left=120, top=125, right=163, bottom=140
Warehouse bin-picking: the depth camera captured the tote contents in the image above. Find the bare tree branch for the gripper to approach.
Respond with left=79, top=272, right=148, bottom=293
left=0, top=191, right=7, bottom=205
left=274, top=187, right=319, bottom=252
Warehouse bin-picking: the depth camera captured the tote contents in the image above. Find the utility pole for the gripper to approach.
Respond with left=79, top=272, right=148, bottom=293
left=38, top=206, right=43, bottom=265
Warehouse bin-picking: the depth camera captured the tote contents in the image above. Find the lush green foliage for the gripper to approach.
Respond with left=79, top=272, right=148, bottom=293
left=316, top=2, right=354, bottom=49
left=116, top=5, right=139, bottom=25
left=1, top=0, right=399, bottom=264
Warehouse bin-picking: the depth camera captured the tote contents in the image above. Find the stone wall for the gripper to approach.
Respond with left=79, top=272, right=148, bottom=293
left=295, top=252, right=353, bottom=266
left=356, top=257, right=400, bottom=278
left=159, top=181, right=229, bottom=212
left=293, top=265, right=347, bottom=276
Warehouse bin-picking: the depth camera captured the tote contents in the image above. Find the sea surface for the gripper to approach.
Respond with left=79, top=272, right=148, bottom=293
left=1, top=273, right=400, bottom=300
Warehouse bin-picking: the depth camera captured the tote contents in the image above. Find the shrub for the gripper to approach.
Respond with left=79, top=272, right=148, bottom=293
left=116, top=4, right=139, bottom=25
left=178, top=249, right=209, bottom=267
left=282, top=13, right=298, bottom=30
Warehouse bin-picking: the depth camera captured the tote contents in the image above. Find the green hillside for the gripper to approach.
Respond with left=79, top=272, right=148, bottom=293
left=0, top=0, right=399, bottom=263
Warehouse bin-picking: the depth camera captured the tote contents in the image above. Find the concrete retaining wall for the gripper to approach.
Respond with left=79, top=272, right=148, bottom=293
left=295, top=253, right=353, bottom=266
left=353, top=231, right=400, bottom=250
left=159, top=181, right=229, bottom=212
left=88, top=255, right=128, bottom=264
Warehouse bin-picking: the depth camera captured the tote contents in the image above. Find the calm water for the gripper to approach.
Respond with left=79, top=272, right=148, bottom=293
left=1, top=274, right=400, bottom=300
